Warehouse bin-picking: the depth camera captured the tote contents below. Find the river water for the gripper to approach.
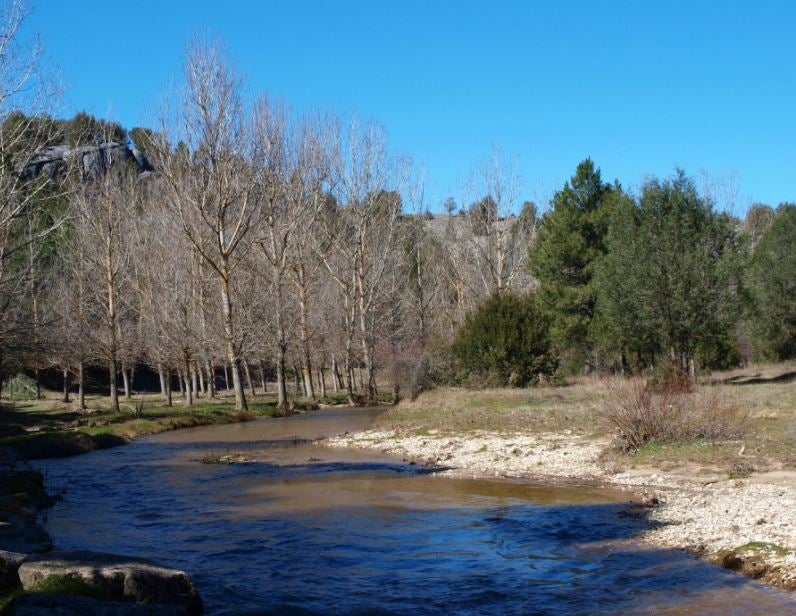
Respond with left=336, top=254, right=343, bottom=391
left=36, top=407, right=796, bottom=615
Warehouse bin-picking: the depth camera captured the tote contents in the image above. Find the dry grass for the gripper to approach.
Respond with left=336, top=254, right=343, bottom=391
left=600, top=377, right=751, bottom=452
left=375, top=378, right=608, bottom=435
left=375, top=362, right=796, bottom=475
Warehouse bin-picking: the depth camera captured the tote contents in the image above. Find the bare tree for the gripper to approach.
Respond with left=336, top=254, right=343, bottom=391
left=70, top=164, right=137, bottom=412
left=0, top=0, right=63, bottom=378
left=320, top=119, right=404, bottom=403
left=150, top=40, right=259, bottom=412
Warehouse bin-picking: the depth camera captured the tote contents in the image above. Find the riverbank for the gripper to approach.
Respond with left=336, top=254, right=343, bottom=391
left=0, top=391, right=351, bottom=460
left=326, top=364, right=796, bottom=590
left=0, top=391, right=351, bottom=612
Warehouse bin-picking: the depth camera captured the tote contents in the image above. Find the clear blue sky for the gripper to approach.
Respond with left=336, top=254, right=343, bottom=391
left=30, top=0, right=796, bottom=213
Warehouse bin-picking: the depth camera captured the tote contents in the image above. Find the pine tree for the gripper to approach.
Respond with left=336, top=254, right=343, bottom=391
left=597, top=171, right=744, bottom=374
left=529, top=158, right=616, bottom=371
left=750, top=203, right=796, bottom=359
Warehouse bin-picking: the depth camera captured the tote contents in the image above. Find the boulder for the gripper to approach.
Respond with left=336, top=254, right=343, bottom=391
left=0, top=549, right=25, bottom=591
left=5, top=593, right=184, bottom=615
left=17, top=551, right=202, bottom=615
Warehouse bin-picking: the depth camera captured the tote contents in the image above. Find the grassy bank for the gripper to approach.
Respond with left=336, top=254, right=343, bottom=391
left=373, top=363, right=796, bottom=477
left=0, top=391, right=352, bottom=460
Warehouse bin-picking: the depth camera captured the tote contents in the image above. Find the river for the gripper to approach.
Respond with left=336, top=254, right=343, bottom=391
left=35, top=407, right=796, bottom=615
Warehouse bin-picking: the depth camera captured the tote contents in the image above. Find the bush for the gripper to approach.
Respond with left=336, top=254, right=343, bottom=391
left=646, top=360, right=694, bottom=394
left=601, top=378, right=750, bottom=451
left=1, top=374, right=38, bottom=400
left=451, top=293, right=557, bottom=387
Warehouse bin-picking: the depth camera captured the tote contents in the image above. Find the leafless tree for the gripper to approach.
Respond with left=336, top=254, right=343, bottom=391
left=150, top=40, right=259, bottom=411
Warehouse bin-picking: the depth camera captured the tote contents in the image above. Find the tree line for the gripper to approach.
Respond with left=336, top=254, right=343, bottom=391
left=0, top=9, right=792, bottom=412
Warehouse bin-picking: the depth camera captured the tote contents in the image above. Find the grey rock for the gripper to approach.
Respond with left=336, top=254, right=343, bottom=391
left=0, top=549, right=25, bottom=591
left=18, top=142, right=146, bottom=181
left=6, top=593, right=184, bottom=615
left=17, top=551, right=202, bottom=615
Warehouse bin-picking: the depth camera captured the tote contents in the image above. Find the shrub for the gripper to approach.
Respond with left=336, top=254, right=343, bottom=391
left=601, top=378, right=750, bottom=451
left=451, top=293, right=557, bottom=387
left=646, top=360, right=694, bottom=394
left=1, top=374, right=38, bottom=400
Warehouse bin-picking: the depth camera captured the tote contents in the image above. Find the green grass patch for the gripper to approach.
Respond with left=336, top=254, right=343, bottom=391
left=0, top=574, right=114, bottom=611
left=26, top=574, right=112, bottom=600
left=733, top=541, right=793, bottom=556
left=0, top=431, right=128, bottom=460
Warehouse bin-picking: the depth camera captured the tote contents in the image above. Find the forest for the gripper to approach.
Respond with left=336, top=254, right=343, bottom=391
left=2, top=2, right=796, bottom=612
left=0, top=19, right=793, bottom=418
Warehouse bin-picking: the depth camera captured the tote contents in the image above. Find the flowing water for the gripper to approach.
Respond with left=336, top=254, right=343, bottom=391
left=36, top=407, right=795, bottom=615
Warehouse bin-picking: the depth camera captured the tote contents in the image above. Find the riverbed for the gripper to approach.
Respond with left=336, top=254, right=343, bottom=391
left=35, top=407, right=796, bottom=614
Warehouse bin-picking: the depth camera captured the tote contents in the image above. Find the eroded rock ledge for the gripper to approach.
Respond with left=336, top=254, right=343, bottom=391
left=0, top=460, right=203, bottom=614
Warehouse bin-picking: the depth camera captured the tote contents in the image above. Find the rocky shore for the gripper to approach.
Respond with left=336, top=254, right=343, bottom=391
left=326, top=429, right=796, bottom=590
left=0, top=451, right=203, bottom=614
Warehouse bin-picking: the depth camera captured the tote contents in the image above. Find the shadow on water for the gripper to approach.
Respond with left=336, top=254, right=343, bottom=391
left=34, top=410, right=796, bottom=616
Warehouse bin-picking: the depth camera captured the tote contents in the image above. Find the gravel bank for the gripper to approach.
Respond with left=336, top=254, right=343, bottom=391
left=326, top=429, right=796, bottom=590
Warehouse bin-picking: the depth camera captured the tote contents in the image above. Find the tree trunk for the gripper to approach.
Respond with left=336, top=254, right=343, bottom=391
left=34, top=368, right=41, bottom=400
left=205, top=360, right=215, bottom=398
left=220, top=272, right=247, bottom=411
left=348, top=364, right=356, bottom=396
left=298, top=285, right=315, bottom=400
left=158, top=364, right=167, bottom=400
left=331, top=355, right=341, bottom=392
left=243, top=359, right=256, bottom=399
left=184, top=360, right=193, bottom=406
left=62, top=369, right=70, bottom=404
left=293, top=364, right=302, bottom=396
left=198, top=362, right=206, bottom=396
left=302, top=363, right=315, bottom=400
left=165, top=371, right=173, bottom=407
left=77, top=361, right=86, bottom=411
left=258, top=360, right=267, bottom=394
left=121, top=364, right=131, bottom=400
left=191, top=364, right=198, bottom=399
left=275, top=346, right=288, bottom=412
left=109, top=359, right=119, bottom=412
left=223, top=362, right=230, bottom=391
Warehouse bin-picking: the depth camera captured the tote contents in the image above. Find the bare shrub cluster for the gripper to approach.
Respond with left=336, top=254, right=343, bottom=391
left=600, top=378, right=751, bottom=451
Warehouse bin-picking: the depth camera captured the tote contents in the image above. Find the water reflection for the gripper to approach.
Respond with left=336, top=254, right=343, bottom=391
left=36, top=408, right=795, bottom=615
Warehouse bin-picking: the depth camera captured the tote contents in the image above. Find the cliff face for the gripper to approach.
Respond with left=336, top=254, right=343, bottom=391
left=17, top=142, right=151, bottom=181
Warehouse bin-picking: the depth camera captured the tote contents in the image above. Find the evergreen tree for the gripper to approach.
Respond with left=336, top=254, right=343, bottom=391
left=597, top=171, right=744, bottom=373
left=749, top=203, right=796, bottom=359
left=530, top=158, right=616, bottom=370
left=451, top=293, right=555, bottom=387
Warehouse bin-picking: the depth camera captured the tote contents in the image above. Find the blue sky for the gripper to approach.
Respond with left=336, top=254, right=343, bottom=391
left=30, top=0, right=796, bottom=213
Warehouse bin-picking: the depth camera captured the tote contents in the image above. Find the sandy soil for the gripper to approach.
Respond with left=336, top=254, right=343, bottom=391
left=326, top=428, right=796, bottom=590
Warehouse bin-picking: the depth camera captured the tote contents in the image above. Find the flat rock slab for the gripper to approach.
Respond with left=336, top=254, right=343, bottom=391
left=17, top=551, right=202, bottom=615
left=6, top=593, right=185, bottom=615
